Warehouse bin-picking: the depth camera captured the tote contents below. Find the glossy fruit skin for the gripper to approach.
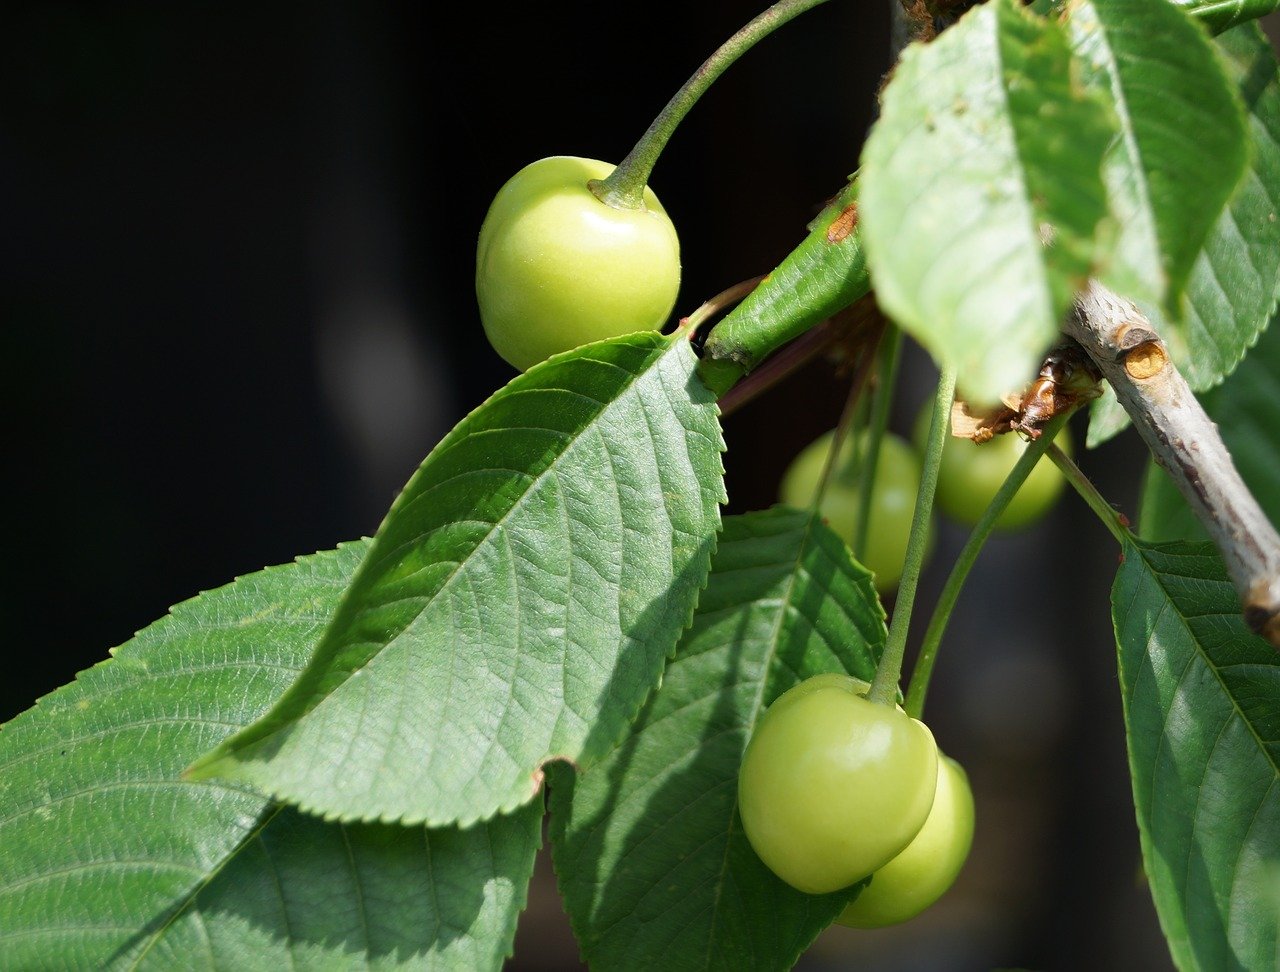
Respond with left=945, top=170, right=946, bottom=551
left=916, top=408, right=1070, bottom=530
left=738, top=673, right=939, bottom=895
left=779, top=429, right=933, bottom=592
left=835, top=753, right=975, bottom=928
left=476, top=156, right=681, bottom=372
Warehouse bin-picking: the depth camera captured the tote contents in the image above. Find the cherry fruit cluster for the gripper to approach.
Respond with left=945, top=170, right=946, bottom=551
left=737, top=673, right=974, bottom=928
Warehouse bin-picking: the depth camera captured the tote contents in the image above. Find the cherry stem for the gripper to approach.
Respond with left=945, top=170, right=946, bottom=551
left=902, top=412, right=1073, bottom=720
left=1048, top=443, right=1133, bottom=545
left=853, top=326, right=903, bottom=563
left=591, top=0, right=834, bottom=210
left=868, top=366, right=956, bottom=707
left=811, top=343, right=880, bottom=513
left=682, top=276, right=766, bottom=335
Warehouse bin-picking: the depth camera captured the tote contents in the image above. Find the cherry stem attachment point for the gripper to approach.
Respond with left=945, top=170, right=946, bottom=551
left=591, top=0, right=834, bottom=210
left=716, top=309, right=870, bottom=417
left=868, top=366, right=956, bottom=707
left=903, top=412, right=1074, bottom=720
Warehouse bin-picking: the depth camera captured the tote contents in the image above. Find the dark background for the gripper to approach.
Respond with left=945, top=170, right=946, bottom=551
left=4, top=3, right=1271, bottom=969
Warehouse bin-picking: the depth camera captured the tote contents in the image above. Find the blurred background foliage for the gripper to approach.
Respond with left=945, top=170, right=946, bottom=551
left=4, top=3, right=1276, bottom=969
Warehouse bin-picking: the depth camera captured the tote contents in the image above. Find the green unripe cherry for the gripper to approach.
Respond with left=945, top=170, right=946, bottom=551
left=836, top=753, right=975, bottom=928
left=476, top=156, right=681, bottom=372
left=738, top=673, right=939, bottom=895
left=779, top=429, right=933, bottom=592
left=915, top=407, right=1070, bottom=530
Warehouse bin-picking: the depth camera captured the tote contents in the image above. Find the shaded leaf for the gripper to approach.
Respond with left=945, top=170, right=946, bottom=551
left=860, top=0, right=1112, bottom=403
left=550, top=508, right=885, bottom=971
left=189, top=333, right=725, bottom=827
left=1084, top=381, right=1132, bottom=449
left=1170, top=0, right=1280, bottom=35
left=129, top=804, right=542, bottom=972
left=1147, top=22, right=1280, bottom=390
left=1066, top=0, right=1248, bottom=332
left=1113, top=540, right=1280, bottom=970
left=1089, top=20, right=1280, bottom=446
left=0, top=543, right=541, bottom=970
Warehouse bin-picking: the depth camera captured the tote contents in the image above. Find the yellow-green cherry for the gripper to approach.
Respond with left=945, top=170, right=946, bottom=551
left=836, top=753, right=975, bottom=927
left=737, top=673, right=939, bottom=894
left=475, top=156, right=681, bottom=372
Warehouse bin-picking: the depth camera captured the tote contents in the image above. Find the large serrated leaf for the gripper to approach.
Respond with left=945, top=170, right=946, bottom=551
left=1140, top=311, right=1280, bottom=542
left=549, top=507, right=886, bottom=972
left=0, top=543, right=542, bottom=971
left=1089, top=21, right=1280, bottom=446
left=1112, top=540, right=1280, bottom=971
left=859, top=0, right=1112, bottom=404
left=189, top=333, right=725, bottom=827
left=1065, top=0, right=1248, bottom=333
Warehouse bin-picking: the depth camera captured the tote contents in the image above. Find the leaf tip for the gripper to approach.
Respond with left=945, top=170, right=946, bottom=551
left=181, top=749, right=235, bottom=783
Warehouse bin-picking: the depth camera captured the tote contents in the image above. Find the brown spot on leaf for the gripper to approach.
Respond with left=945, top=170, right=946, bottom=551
left=826, top=203, right=859, bottom=244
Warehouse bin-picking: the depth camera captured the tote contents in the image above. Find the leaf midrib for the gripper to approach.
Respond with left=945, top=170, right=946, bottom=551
left=215, top=337, right=686, bottom=775
left=1137, top=543, right=1280, bottom=783
left=123, top=803, right=287, bottom=970
left=1089, top=3, right=1161, bottom=274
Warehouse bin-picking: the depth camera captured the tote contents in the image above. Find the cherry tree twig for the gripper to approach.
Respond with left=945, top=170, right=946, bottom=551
left=1065, top=281, right=1280, bottom=647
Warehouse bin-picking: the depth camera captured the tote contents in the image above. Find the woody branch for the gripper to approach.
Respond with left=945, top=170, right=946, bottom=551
left=1065, top=281, right=1280, bottom=647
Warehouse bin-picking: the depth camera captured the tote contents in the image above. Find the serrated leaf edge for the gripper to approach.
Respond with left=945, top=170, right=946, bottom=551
left=549, top=506, right=884, bottom=972
left=188, top=333, right=726, bottom=830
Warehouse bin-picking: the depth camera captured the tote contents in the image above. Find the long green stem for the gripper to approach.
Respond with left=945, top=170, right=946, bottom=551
left=853, top=326, right=903, bottom=563
left=592, top=0, right=834, bottom=209
left=810, top=344, right=879, bottom=512
left=903, top=413, right=1072, bottom=719
left=868, top=367, right=956, bottom=706
left=1048, top=443, right=1132, bottom=544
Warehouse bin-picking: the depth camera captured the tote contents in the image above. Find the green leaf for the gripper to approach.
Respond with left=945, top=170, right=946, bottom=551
left=699, top=179, right=870, bottom=395
left=129, top=804, right=542, bottom=971
left=1084, top=381, right=1133, bottom=449
left=0, top=543, right=541, bottom=970
left=1089, top=21, right=1280, bottom=451
left=1148, top=23, right=1280, bottom=390
left=189, top=333, right=725, bottom=827
left=1112, top=540, right=1280, bottom=971
left=1066, top=0, right=1249, bottom=332
left=1140, top=312, right=1280, bottom=542
left=859, top=0, right=1113, bottom=404
left=550, top=507, right=886, bottom=971
left=1170, top=0, right=1280, bottom=35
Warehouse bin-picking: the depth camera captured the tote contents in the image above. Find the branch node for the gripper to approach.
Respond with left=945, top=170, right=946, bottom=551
left=1067, top=281, right=1280, bottom=649
left=1124, top=341, right=1168, bottom=381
